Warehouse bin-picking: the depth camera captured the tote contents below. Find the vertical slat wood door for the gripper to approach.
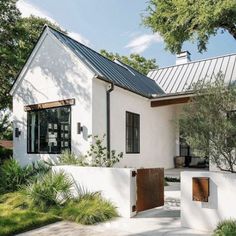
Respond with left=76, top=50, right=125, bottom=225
left=136, top=168, right=164, bottom=212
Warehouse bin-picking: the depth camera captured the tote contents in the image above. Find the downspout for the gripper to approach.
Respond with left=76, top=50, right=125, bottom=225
left=106, top=82, right=114, bottom=158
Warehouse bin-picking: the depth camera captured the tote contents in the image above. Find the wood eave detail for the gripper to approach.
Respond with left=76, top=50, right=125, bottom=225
left=151, top=97, right=190, bottom=107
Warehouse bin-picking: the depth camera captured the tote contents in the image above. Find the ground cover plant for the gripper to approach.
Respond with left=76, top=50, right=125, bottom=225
left=0, top=191, right=60, bottom=236
left=0, top=159, right=118, bottom=235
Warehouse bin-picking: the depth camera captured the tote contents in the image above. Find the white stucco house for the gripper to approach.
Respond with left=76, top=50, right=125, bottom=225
left=10, top=26, right=236, bottom=168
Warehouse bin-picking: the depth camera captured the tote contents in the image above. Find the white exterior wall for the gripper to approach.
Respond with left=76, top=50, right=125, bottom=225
left=12, top=31, right=95, bottom=166
left=53, top=165, right=136, bottom=218
left=92, top=79, right=177, bottom=169
left=181, top=171, right=236, bottom=231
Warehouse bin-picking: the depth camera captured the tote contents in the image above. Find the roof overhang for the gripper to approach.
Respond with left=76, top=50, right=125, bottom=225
left=150, top=92, right=195, bottom=107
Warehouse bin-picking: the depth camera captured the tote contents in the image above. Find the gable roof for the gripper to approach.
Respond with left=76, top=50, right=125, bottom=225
left=48, top=26, right=164, bottom=98
left=147, top=53, right=236, bottom=94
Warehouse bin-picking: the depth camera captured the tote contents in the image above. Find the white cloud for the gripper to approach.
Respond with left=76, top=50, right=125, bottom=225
left=16, top=0, right=90, bottom=46
left=125, top=33, right=163, bottom=54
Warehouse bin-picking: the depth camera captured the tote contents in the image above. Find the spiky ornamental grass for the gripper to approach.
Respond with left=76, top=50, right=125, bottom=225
left=213, top=219, right=236, bottom=236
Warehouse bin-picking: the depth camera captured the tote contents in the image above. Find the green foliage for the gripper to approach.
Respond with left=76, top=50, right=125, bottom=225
left=60, top=193, right=118, bottom=225
left=0, top=147, right=12, bottom=164
left=180, top=74, right=236, bottom=172
left=0, top=190, right=117, bottom=235
left=58, top=149, right=83, bottom=165
left=0, top=0, right=64, bottom=110
left=0, top=111, right=12, bottom=140
left=0, top=159, right=50, bottom=193
left=0, top=159, right=33, bottom=193
left=214, top=219, right=236, bottom=236
left=26, top=171, right=73, bottom=211
left=100, top=49, right=158, bottom=75
left=143, top=0, right=236, bottom=53
left=0, top=191, right=60, bottom=236
left=84, top=135, right=123, bottom=167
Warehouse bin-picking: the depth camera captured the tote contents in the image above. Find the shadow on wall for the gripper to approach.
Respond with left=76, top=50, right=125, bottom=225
left=15, top=35, right=91, bottom=111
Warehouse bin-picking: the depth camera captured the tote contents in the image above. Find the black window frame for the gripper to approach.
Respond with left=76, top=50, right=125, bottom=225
left=27, top=105, right=71, bottom=154
left=126, top=111, right=140, bottom=154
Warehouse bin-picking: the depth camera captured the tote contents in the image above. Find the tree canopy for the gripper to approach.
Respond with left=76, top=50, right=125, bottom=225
left=0, top=0, right=62, bottom=111
left=180, top=75, right=236, bottom=172
left=100, top=50, right=158, bottom=75
left=143, top=0, right=236, bottom=53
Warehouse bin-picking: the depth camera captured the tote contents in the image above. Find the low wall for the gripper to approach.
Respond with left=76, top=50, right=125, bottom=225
left=181, top=171, right=236, bottom=231
left=53, top=166, right=136, bottom=218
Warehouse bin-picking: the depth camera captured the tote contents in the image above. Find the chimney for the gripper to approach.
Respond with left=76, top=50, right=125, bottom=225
left=176, top=51, right=191, bottom=65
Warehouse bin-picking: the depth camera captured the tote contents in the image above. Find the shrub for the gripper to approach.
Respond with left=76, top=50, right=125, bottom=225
left=58, top=150, right=83, bottom=165
left=0, top=147, right=12, bottom=164
left=61, top=192, right=118, bottom=225
left=214, top=219, right=236, bottom=236
left=0, top=159, right=50, bottom=194
left=84, top=135, right=123, bottom=167
left=0, top=158, right=33, bottom=193
left=26, top=171, right=73, bottom=210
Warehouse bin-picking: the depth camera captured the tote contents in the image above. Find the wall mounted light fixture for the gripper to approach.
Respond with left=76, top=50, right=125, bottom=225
left=15, top=128, right=21, bottom=138
left=77, top=122, right=83, bottom=134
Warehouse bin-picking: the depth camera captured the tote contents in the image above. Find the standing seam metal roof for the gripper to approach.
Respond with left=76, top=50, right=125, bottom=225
left=48, top=27, right=164, bottom=97
left=147, top=53, right=236, bottom=94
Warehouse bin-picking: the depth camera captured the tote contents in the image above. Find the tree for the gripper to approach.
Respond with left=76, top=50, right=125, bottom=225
left=143, top=0, right=236, bottom=53
left=0, top=0, right=21, bottom=110
left=100, top=50, right=158, bottom=75
left=179, top=75, right=236, bottom=172
left=0, top=0, right=63, bottom=110
left=0, top=111, right=12, bottom=140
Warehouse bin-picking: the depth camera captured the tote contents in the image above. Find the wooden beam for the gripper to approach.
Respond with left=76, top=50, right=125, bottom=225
left=24, top=98, right=75, bottom=111
left=151, top=97, right=190, bottom=107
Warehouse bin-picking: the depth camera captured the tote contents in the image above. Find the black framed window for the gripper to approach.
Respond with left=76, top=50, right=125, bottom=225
left=126, top=111, right=140, bottom=153
left=27, top=106, right=71, bottom=154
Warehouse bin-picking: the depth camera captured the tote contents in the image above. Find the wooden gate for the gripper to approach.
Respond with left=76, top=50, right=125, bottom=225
left=136, top=168, right=164, bottom=212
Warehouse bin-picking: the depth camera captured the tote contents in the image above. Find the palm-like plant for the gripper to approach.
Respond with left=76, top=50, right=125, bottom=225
left=26, top=171, right=73, bottom=210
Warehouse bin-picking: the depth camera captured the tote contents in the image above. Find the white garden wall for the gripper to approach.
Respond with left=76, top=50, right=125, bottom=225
left=53, top=166, right=136, bottom=218
left=12, top=29, right=95, bottom=166
left=92, top=79, right=178, bottom=169
left=181, top=171, right=236, bottom=231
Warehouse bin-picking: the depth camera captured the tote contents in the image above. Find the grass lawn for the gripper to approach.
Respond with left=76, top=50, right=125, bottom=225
left=0, top=192, right=61, bottom=236
left=0, top=191, right=118, bottom=236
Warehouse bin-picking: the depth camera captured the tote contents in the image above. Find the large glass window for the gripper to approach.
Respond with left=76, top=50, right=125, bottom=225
left=27, top=106, right=71, bottom=154
left=126, top=111, right=140, bottom=153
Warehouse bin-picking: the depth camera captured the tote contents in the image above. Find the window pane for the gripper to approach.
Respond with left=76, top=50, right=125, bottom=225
left=27, top=112, right=39, bottom=153
left=126, top=112, right=140, bottom=153
left=27, top=106, right=71, bottom=154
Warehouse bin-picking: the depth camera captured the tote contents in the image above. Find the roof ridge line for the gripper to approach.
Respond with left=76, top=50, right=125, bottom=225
left=151, top=52, right=236, bottom=71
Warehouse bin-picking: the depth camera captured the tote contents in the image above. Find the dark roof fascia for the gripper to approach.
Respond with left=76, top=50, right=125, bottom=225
left=9, top=25, right=48, bottom=95
left=95, top=74, right=152, bottom=99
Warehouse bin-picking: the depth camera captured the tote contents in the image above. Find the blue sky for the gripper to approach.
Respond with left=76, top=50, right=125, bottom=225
left=17, top=0, right=236, bottom=68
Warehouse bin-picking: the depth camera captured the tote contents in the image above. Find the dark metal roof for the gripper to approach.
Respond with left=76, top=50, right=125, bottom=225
left=48, top=27, right=164, bottom=97
left=148, top=53, right=236, bottom=94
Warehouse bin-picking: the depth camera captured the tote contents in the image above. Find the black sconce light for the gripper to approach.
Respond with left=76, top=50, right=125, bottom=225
left=15, top=128, right=21, bottom=138
left=77, top=122, right=83, bottom=134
